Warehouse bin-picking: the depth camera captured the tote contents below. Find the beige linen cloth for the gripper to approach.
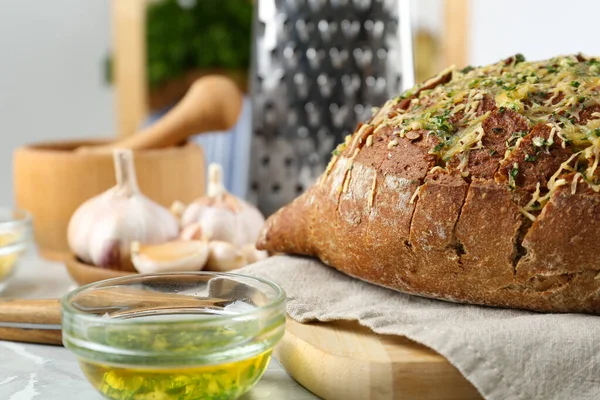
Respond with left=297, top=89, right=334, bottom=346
left=240, top=255, right=600, bottom=400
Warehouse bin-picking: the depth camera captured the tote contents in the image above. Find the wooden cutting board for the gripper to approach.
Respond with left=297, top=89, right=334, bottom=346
left=274, top=319, right=483, bottom=400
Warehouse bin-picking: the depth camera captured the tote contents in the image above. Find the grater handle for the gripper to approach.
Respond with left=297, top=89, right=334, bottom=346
left=77, top=75, right=244, bottom=152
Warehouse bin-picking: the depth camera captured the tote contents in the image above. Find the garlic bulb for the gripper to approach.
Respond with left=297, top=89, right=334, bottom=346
left=181, top=163, right=266, bottom=248
left=67, top=149, right=179, bottom=270
left=130, top=240, right=209, bottom=274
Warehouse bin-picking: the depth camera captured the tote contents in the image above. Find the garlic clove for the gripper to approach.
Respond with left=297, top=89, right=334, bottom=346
left=180, top=202, right=204, bottom=227
left=182, top=204, right=238, bottom=243
left=68, top=190, right=115, bottom=266
left=232, top=203, right=266, bottom=248
left=87, top=216, right=130, bottom=270
left=205, top=241, right=247, bottom=272
left=180, top=222, right=204, bottom=241
left=240, top=243, right=269, bottom=265
left=202, top=207, right=238, bottom=243
left=130, top=240, right=209, bottom=274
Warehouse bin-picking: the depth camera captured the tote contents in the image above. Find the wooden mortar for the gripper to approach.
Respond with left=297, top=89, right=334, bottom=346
left=14, top=141, right=205, bottom=261
left=14, top=75, right=243, bottom=261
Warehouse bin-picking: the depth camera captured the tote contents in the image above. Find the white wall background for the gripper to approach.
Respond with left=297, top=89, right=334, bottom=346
left=470, top=0, right=599, bottom=65
left=411, top=0, right=600, bottom=67
left=0, top=0, right=114, bottom=205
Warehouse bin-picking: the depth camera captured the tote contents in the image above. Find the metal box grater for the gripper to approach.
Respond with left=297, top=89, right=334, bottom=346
left=248, top=0, right=414, bottom=216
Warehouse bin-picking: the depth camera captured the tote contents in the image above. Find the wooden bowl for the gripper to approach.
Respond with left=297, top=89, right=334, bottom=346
left=13, top=139, right=205, bottom=261
left=65, top=254, right=136, bottom=286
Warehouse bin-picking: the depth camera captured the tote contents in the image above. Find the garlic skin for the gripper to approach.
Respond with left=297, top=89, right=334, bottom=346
left=67, top=149, right=179, bottom=271
left=130, top=240, right=209, bottom=274
left=180, top=222, right=204, bottom=241
left=205, top=241, right=247, bottom=272
left=181, top=163, right=266, bottom=248
left=183, top=203, right=238, bottom=243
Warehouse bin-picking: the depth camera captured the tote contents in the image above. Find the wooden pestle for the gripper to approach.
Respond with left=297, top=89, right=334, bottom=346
left=77, top=75, right=244, bottom=152
left=0, top=288, right=230, bottom=346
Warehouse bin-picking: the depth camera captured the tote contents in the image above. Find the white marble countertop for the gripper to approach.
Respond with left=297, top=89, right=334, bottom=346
left=0, top=252, right=319, bottom=400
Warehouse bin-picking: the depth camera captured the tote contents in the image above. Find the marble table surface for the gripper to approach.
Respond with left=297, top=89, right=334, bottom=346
left=0, top=252, right=319, bottom=400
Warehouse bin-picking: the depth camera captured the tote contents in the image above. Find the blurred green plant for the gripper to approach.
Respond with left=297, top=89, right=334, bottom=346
left=105, top=0, right=252, bottom=88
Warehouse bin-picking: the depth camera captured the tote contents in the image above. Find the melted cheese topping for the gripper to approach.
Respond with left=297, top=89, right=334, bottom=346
left=326, top=53, right=600, bottom=219
left=383, top=54, right=600, bottom=172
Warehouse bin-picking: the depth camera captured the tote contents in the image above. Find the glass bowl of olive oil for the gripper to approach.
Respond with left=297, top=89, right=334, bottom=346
left=0, top=208, right=31, bottom=292
left=61, top=272, right=286, bottom=400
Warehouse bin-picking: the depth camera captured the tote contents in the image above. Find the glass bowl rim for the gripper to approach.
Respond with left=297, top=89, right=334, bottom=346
left=0, top=208, right=32, bottom=231
left=61, top=271, right=287, bottom=326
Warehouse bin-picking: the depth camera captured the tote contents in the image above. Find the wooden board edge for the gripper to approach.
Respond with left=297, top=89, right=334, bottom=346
left=275, top=319, right=483, bottom=400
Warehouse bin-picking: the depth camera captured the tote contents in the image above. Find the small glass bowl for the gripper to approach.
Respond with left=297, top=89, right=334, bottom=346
left=62, top=272, right=286, bottom=400
left=0, top=208, right=32, bottom=292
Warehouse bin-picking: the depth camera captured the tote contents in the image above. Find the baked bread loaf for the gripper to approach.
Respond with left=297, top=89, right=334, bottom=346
left=257, top=54, right=600, bottom=314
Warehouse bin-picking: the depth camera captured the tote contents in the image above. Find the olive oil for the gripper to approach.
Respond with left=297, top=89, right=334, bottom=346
left=62, top=273, right=286, bottom=400
left=0, top=252, right=17, bottom=280
left=0, top=232, right=21, bottom=280
left=80, top=350, right=271, bottom=400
